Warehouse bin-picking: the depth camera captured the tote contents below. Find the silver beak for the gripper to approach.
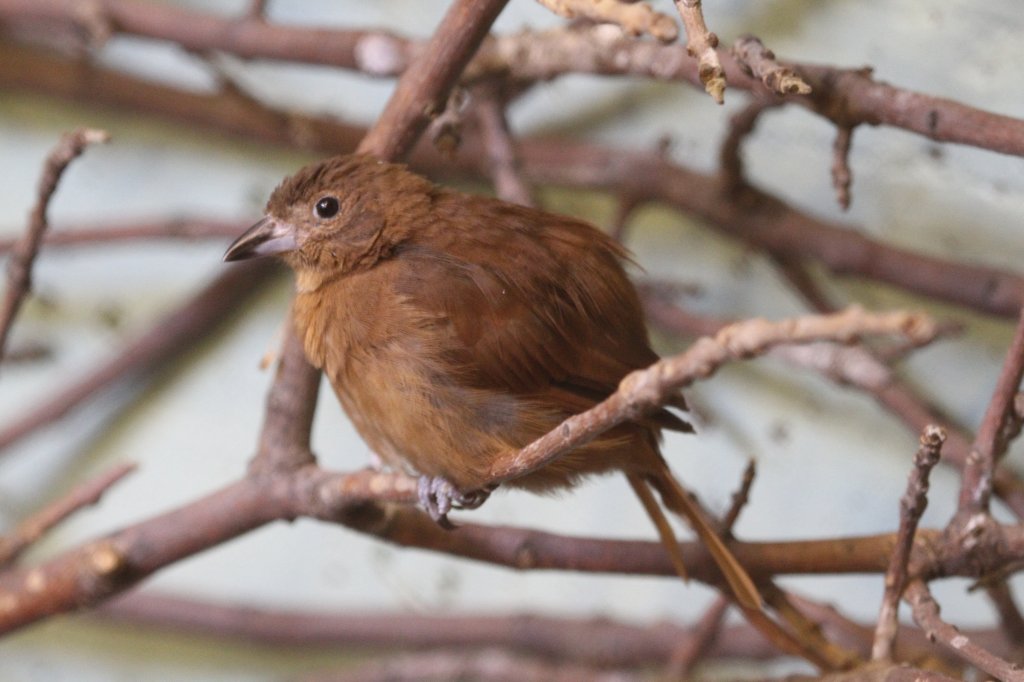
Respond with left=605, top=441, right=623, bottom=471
left=223, top=217, right=298, bottom=262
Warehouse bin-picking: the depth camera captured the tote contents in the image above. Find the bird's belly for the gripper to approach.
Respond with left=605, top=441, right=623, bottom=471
left=332, top=348, right=526, bottom=490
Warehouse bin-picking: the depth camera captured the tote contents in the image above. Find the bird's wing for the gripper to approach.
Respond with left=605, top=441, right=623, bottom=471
left=393, top=203, right=690, bottom=433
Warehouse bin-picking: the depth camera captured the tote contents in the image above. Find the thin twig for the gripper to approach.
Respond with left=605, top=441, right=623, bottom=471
left=93, top=590, right=1017, bottom=667
left=356, top=0, right=510, bottom=162
left=761, top=583, right=862, bottom=670
left=0, top=219, right=247, bottom=254
left=427, top=87, right=468, bottom=157
left=492, top=307, right=938, bottom=485
left=246, top=0, right=267, bottom=21
left=832, top=126, right=854, bottom=210
left=0, top=127, right=109, bottom=363
left=985, top=581, right=1024, bottom=657
left=872, top=426, right=945, bottom=661
left=607, top=194, right=642, bottom=242
left=0, top=461, right=136, bottom=567
left=673, top=0, right=725, bottom=103
left=0, top=260, right=278, bottom=455
left=719, top=97, right=780, bottom=193
left=959, top=307, right=1024, bottom=513
left=721, top=459, right=756, bottom=534
left=640, top=288, right=1024, bottom=519
left=666, top=595, right=729, bottom=677
left=0, top=341, right=51, bottom=365
left=535, top=0, right=677, bottom=42
left=771, top=254, right=839, bottom=314
left=474, top=85, right=536, bottom=207
left=905, top=579, right=1024, bottom=680
left=732, top=34, right=812, bottom=96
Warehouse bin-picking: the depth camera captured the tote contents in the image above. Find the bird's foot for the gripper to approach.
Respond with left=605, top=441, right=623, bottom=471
left=417, top=476, right=495, bottom=529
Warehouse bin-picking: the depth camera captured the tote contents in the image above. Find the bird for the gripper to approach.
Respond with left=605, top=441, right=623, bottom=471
left=224, top=153, right=760, bottom=609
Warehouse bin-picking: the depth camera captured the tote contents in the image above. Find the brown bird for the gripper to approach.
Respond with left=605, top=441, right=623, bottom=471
left=225, top=154, right=760, bottom=609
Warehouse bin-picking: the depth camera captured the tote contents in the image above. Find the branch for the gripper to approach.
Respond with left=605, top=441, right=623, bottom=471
left=8, top=469, right=1024, bottom=641
left=490, top=307, right=938, bottom=485
left=831, top=125, right=854, bottom=209
left=0, top=218, right=247, bottom=254
left=356, top=0, right=509, bottom=160
left=0, top=127, right=108, bottom=363
left=3, top=5, right=1022, bottom=156
left=0, top=476, right=278, bottom=634
left=4, top=42, right=1024, bottom=319
left=718, top=96, right=780, bottom=192
left=732, top=34, right=811, bottom=96
left=473, top=84, right=536, bottom=207
left=872, top=426, right=945, bottom=661
left=515, top=140, right=1024, bottom=318
left=536, top=0, right=677, bottom=42
left=673, top=0, right=724, bottom=103
left=0, top=467, right=413, bottom=634
left=959, top=308, right=1024, bottom=513
left=720, top=459, right=756, bottom=534
left=95, top=590, right=1018, bottom=669
left=985, top=581, right=1024, bottom=655
left=0, top=260, right=279, bottom=455
left=666, top=595, right=729, bottom=676
left=642, top=286, right=1024, bottom=521
left=905, top=579, right=1022, bottom=680
left=0, top=461, right=136, bottom=567
left=760, top=583, right=861, bottom=670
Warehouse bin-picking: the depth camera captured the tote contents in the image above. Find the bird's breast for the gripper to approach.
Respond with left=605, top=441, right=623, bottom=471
left=291, top=268, right=520, bottom=486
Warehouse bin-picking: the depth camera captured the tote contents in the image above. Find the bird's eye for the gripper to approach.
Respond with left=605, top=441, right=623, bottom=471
left=314, top=196, right=340, bottom=219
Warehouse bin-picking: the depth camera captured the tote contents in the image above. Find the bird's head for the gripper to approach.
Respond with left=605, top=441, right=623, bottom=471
left=224, top=154, right=430, bottom=289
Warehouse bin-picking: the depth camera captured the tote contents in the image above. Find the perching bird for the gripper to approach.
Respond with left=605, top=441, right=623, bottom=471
left=224, top=154, right=760, bottom=609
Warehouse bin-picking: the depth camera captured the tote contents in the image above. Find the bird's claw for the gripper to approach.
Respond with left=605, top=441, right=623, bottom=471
left=417, top=476, right=495, bottom=529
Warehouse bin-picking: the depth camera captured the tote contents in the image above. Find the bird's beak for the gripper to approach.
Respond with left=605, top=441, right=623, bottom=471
left=223, top=217, right=298, bottom=262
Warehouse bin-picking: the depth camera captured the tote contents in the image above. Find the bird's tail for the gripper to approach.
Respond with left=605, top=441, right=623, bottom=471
left=626, top=467, right=762, bottom=610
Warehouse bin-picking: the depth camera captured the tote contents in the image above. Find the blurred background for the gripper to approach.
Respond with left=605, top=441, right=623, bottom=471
left=1, top=0, right=1023, bottom=678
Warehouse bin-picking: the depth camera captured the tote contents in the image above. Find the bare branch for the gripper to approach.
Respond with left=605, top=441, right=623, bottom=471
left=673, top=0, right=724, bottom=103
left=732, top=34, right=811, bottom=96
left=474, top=85, right=536, bottom=207
left=641, top=286, right=1024, bottom=520
left=536, top=0, right=677, bottom=42
left=356, top=0, right=510, bottom=161
left=959, top=308, right=1024, bottom=513
left=0, top=462, right=136, bottom=567
left=491, top=308, right=938, bottom=485
left=0, top=127, right=108, bottom=363
left=872, top=426, right=945, bottom=661
left=720, top=459, right=756, bottom=534
left=245, top=0, right=267, bottom=22
left=0, top=260, right=278, bottom=455
left=761, top=583, right=861, bottom=670
left=666, top=596, right=729, bottom=676
left=985, top=581, right=1024, bottom=655
left=0, top=219, right=247, bottom=254
left=3, top=5, right=1022, bottom=157
left=905, top=579, right=1022, bottom=680
left=5, top=43, right=1024, bottom=319
left=719, top=97, right=780, bottom=193
left=832, top=125, right=855, bottom=210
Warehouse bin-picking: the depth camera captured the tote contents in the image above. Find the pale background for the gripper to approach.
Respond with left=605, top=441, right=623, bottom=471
left=1, top=1, right=1023, bottom=679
